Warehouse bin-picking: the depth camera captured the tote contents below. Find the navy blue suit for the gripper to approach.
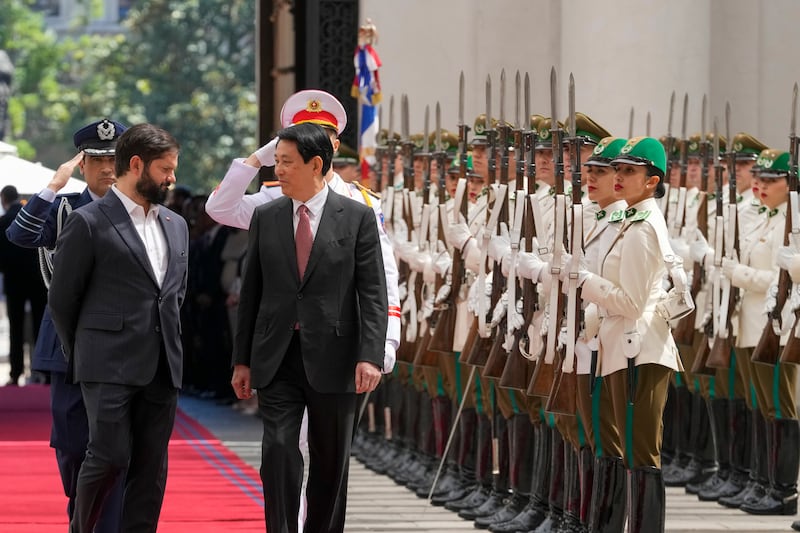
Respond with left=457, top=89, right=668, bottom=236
left=5, top=188, right=123, bottom=532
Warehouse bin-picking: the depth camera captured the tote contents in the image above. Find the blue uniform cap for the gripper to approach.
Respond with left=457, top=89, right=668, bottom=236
left=73, top=119, right=127, bottom=155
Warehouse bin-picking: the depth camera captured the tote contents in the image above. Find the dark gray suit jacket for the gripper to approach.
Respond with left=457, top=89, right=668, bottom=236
left=48, top=190, right=189, bottom=387
left=234, top=190, right=387, bottom=394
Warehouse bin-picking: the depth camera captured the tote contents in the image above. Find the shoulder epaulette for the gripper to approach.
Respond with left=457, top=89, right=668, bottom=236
left=608, top=210, right=625, bottom=223
left=354, top=181, right=381, bottom=200
left=262, top=180, right=280, bottom=188
left=628, top=210, right=651, bottom=223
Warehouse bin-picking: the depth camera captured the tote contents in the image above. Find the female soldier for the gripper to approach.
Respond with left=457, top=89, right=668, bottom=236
left=722, top=149, right=799, bottom=517
left=568, top=136, right=685, bottom=532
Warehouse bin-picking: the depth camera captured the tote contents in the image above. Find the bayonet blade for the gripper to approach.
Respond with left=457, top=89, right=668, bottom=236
left=646, top=112, right=651, bottom=137
left=499, top=69, right=506, bottom=124
left=486, top=74, right=492, bottom=132
left=549, top=66, right=557, bottom=132
left=792, top=82, right=798, bottom=138
left=681, top=93, right=688, bottom=140
left=701, top=94, right=707, bottom=140
left=435, top=102, right=442, bottom=151
left=423, top=105, right=430, bottom=153
left=514, top=70, right=521, bottom=129
left=401, top=94, right=409, bottom=141
left=524, top=73, right=531, bottom=129
left=667, top=91, right=675, bottom=137
left=628, top=107, right=634, bottom=138
left=458, top=71, right=465, bottom=127
left=726, top=102, right=732, bottom=154
left=388, top=95, right=395, bottom=140
left=713, top=118, right=720, bottom=162
left=568, top=73, right=576, bottom=138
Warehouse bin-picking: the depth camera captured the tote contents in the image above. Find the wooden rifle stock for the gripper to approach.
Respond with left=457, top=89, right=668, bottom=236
left=690, top=330, right=716, bottom=376
left=528, top=349, right=559, bottom=397
left=545, top=358, right=576, bottom=415
left=459, top=317, right=480, bottom=364
left=412, top=328, right=439, bottom=367
left=780, top=315, right=800, bottom=365
left=482, top=327, right=509, bottom=379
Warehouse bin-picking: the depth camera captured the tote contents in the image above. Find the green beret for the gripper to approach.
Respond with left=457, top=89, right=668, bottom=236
left=756, top=149, right=791, bottom=178
left=562, top=112, right=611, bottom=146
left=731, top=132, right=768, bottom=160
left=612, top=136, right=667, bottom=175
left=585, top=137, right=628, bottom=167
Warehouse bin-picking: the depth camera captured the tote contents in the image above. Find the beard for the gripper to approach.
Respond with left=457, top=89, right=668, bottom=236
left=136, top=167, right=170, bottom=205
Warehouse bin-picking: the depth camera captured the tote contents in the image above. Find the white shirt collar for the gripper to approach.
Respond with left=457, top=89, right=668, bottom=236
left=291, top=183, right=329, bottom=217
left=111, top=185, right=160, bottom=217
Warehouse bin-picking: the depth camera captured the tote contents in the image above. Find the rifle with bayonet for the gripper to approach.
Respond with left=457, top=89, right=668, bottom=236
left=396, top=94, right=419, bottom=364
left=692, top=113, right=722, bottom=376
left=484, top=69, right=514, bottom=379
left=528, top=66, right=565, bottom=398
left=661, top=92, right=677, bottom=218
left=709, top=103, right=739, bottom=369
left=754, top=84, right=799, bottom=366
left=546, top=73, right=581, bottom=415
left=500, top=72, right=538, bottom=391
left=671, top=93, right=697, bottom=346
left=413, top=105, right=441, bottom=367
left=466, top=75, right=506, bottom=367
left=780, top=83, right=800, bottom=365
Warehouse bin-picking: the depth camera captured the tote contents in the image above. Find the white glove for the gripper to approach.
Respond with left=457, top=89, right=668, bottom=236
left=517, top=250, right=547, bottom=282
left=383, top=343, right=397, bottom=374
left=398, top=281, right=408, bottom=301
left=408, top=249, right=430, bottom=273
left=508, top=298, right=525, bottom=331
left=253, top=136, right=279, bottom=167
left=488, top=223, right=512, bottom=264
left=420, top=294, right=434, bottom=320
left=435, top=281, right=451, bottom=305
left=395, top=241, right=417, bottom=263
left=777, top=245, right=796, bottom=272
left=689, top=230, right=712, bottom=264
left=444, top=216, right=473, bottom=251
left=670, top=263, right=690, bottom=294
left=467, top=276, right=492, bottom=314
left=490, top=291, right=508, bottom=328
left=431, top=249, right=452, bottom=276
left=558, top=252, right=590, bottom=286
left=721, top=256, right=738, bottom=279
left=670, top=236, right=690, bottom=261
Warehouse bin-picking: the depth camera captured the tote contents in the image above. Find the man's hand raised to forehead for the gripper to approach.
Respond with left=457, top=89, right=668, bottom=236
left=47, top=151, right=84, bottom=193
left=355, top=361, right=382, bottom=394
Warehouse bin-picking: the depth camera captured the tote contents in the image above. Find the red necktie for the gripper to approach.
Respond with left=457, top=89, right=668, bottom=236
left=296, top=205, right=313, bottom=280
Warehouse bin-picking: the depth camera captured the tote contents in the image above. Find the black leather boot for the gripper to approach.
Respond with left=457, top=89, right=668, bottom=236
left=740, top=418, right=799, bottom=515
left=694, top=397, right=730, bottom=498
left=557, top=445, right=584, bottom=532
left=588, top=456, right=626, bottom=533
left=627, top=466, right=665, bottom=533
left=721, top=409, right=769, bottom=508
left=661, top=382, right=677, bottom=469
left=663, top=385, right=694, bottom=484
left=447, top=410, right=491, bottom=512
left=458, top=415, right=510, bottom=521
left=577, top=446, right=593, bottom=529
left=489, top=416, right=537, bottom=532
left=432, top=405, right=475, bottom=505
left=701, top=397, right=748, bottom=501
left=490, top=423, right=550, bottom=532
left=683, top=396, right=717, bottom=492
left=531, top=429, right=566, bottom=532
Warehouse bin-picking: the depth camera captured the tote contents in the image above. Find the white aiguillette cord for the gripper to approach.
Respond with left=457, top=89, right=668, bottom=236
left=477, top=183, right=508, bottom=338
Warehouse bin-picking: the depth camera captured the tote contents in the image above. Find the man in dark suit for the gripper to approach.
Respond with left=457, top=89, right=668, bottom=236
left=232, top=123, right=387, bottom=533
left=6, top=119, right=127, bottom=531
left=48, top=123, right=188, bottom=533
left=0, top=185, right=47, bottom=385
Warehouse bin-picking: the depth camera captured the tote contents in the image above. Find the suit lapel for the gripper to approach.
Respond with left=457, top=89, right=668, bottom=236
left=158, top=209, right=185, bottom=289
left=301, top=193, right=343, bottom=288
left=99, top=192, right=160, bottom=287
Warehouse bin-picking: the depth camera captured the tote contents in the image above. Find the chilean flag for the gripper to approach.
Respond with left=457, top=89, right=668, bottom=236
left=352, top=44, right=382, bottom=182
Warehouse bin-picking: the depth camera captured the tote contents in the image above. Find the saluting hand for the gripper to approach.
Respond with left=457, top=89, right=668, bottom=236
left=47, top=152, right=84, bottom=193
left=355, top=361, right=381, bottom=394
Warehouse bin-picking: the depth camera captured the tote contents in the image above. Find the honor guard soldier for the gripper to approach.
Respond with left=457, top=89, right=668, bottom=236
left=5, top=119, right=127, bottom=532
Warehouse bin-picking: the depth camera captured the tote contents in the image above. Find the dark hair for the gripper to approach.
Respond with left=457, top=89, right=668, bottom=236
left=114, top=123, right=180, bottom=177
left=647, top=166, right=666, bottom=198
left=0, top=185, right=18, bottom=204
left=276, top=123, right=333, bottom=176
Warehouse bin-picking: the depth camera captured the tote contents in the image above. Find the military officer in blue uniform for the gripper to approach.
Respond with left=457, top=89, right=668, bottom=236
left=6, top=119, right=126, bottom=532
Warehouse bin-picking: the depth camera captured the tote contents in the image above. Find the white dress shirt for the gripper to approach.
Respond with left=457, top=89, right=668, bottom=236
left=111, top=186, right=168, bottom=286
left=291, top=184, right=329, bottom=239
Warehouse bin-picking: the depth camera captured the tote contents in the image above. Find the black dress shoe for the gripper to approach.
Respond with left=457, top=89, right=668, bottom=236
left=445, top=484, right=490, bottom=512
left=458, top=490, right=509, bottom=520
left=473, top=492, right=528, bottom=529
left=487, top=498, right=548, bottom=532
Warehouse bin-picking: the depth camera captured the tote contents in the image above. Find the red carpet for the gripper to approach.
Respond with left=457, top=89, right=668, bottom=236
left=0, top=385, right=265, bottom=532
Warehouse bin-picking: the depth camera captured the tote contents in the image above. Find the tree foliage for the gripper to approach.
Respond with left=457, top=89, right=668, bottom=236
left=1, top=0, right=258, bottom=193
